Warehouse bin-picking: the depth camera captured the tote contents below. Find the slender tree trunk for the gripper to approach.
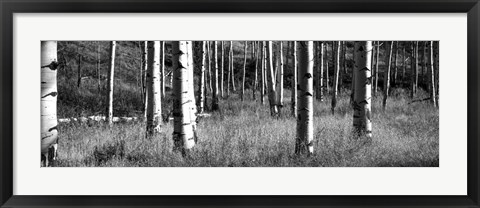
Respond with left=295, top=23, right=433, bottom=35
left=172, top=41, right=196, bottom=156
left=161, top=41, right=166, bottom=98
left=227, top=41, right=232, bottom=97
left=143, top=41, right=148, bottom=119
left=295, top=41, right=314, bottom=155
left=342, top=41, right=347, bottom=88
left=319, top=42, right=324, bottom=102
left=230, top=41, right=236, bottom=91
left=325, top=43, right=330, bottom=93
left=41, top=41, right=58, bottom=167
left=276, top=41, right=284, bottom=110
left=207, top=41, right=212, bottom=93
left=374, top=41, right=380, bottom=96
left=371, top=41, right=375, bottom=93
left=393, top=41, right=398, bottom=86
left=253, top=41, right=259, bottom=100
left=220, top=41, right=224, bottom=98
left=212, top=41, right=219, bottom=110
left=412, top=41, right=418, bottom=98
left=242, top=41, right=247, bottom=101
left=266, top=41, right=278, bottom=116
left=315, top=42, right=320, bottom=100
left=353, top=41, right=373, bottom=138
left=429, top=41, right=437, bottom=107
left=146, top=41, right=162, bottom=137
left=291, top=41, right=297, bottom=117
left=434, top=41, right=439, bottom=107
left=331, top=41, right=340, bottom=115
left=422, top=41, right=426, bottom=88
left=107, top=41, right=116, bottom=125
left=382, top=41, right=393, bottom=110
left=187, top=41, right=198, bottom=134
left=198, top=41, right=206, bottom=114
left=260, top=41, right=265, bottom=105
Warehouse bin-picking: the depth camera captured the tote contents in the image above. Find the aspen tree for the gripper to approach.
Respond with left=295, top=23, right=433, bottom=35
left=353, top=41, right=373, bottom=138
left=206, top=41, right=212, bottom=93
left=325, top=43, right=330, bottom=93
left=143, top=41, right=148, bottom=119
left=146, top=41, right=162, bottom=136
left=241, top=41, right=247, bottom=101
left=291, top=41, right=297, bottom=117
left=276, top=41, right=284, bottom=109
left=319, top=41, right=324, bottom=102
left=402, top=42, right=406, bottom=79
left=220, top=41, right=225, bottom=98
left=415, top=41, right=419, bottom=94
left=198, top=41, right=206, bottom=113
left=295, top=41, right=314, bottom=155
left=382, top=41, right=393, bottom=109
left=331, top=41, right=340, bottom=115
left=186, top=41, right=198, bottom=136
left=161, top=41, right=166, bottom=98
left=107, top=41, right=116, bottom=125
left=253, top=41, right=259, bottom=100
left=172, top=41, right=196, bottom=155
left=227, top=41, right=232, bottom=97
left=315, top=42, right=320, bottom=100
left=212, top=41, right=219, bottom=110
left=370, top=41, right=375, bottom=93
left=260, top=41, right=266, bottom=105
left=41, top=41, right=58, bottom=167
left=230, top=41, right=236, bottom=91
left=266, top=41, right=278, bottom=116
left=429, top=41, right=437, bottom=107
left=411, top=42, right=417, bottom=98
left=393, top=41, right=398, bottom=85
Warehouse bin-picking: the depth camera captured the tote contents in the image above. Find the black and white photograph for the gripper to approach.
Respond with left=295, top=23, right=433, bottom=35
left=41, top=40, right=439, bottom=167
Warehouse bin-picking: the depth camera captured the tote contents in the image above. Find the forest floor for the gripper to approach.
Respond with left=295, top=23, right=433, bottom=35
left=54, top=88, right=439, bottom=167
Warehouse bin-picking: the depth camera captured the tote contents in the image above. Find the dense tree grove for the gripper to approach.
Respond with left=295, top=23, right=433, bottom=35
left=45, top=41, right=439, bottom=166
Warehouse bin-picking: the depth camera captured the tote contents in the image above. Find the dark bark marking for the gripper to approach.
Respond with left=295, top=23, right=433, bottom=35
left=41, top=91, right=58, bottom=98
left=41, top=61, right=59, bottom=70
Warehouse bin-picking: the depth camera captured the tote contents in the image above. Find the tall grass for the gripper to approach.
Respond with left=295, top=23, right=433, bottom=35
left=55, top=89, right=438, bottom=167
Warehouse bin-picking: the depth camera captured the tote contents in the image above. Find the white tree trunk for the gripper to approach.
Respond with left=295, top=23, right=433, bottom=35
left=230, top=41, right=236, bottom=91
left=353, top=41, right=373, bottom=138
left=291, top=41, right=297, bottom=117
left=107, top=41, right=116, bottom=125
left=220, top=41, right=224, bottom=98
left=227, top=41, right=232, bottom=97
left=253, top=41, right=259, bottom=100
left=295, top=41, right=314, bottom=155
left=266, top=41, right=278, bottom=116
left=186, top=41, right=198, bottom=138
left=41, top=41, right=58, bottom=167
left=242, top=41, right=247, bottom=101
left=276, top=41, right=284, bottom=109
left=374, top=41, right=380, bottom=96
left=429, top=41, right=437, bottom=107
left=260, top=41, right=265, bottom=105
left=172, top=41, right=196, bottom=155
left=382, top=41, right=393, bottom=109
left=146, top=41, right=162, bottom=136
left=198, top=41, right=206, bottom=113
left=415, top=41, right=419, bottom=95
left=319, top=42, right=324, bottom=102
left=212, top=41, right=219, bottom=110
left=143, top=41, right=148, bottom=119
left=331, top=41, right=340, bottom=115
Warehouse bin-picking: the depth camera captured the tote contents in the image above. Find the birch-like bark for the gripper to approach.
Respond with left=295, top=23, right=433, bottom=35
left=220, top=41, right=224, bottom=98
left=275, top=41, right=284, bottom=108
left=227, top=41, right=232, bottom=97
left=260, top=41, right=265, bottom=105
left=319, top=42, right=324, bottom=102
left=187, top=41, right=198, bottom=135
left=198, top=41, right=206, bottom=113
left=212, top=41, right=219, bottom=110
left=107, top=41, right=116, bottom=125
left=41, top=41, right=58, bottom=167
left=295, top=41, right=314, bottom=155
left=143, top=41, right=148, bottom=119
left=325, top=43, right=330, bottom=93
left=207, top=41, right=212, bottom=93
left=291, top=41, right=298, bottom=117
left=411, top=42, right=418, bottom=98
left=415, top=41, right=419, bottom=94
left=429, top=41, right=437, bottom=107
left=382, top=41, right=393, bottom=110
left=146, top=41, right=162, bottom=136
left=172, top=41, right=196, bottom=156
left=393, top=41, right=398, bottom=85
left=241, top=41, right=247, bottom=101
left=331, top=41, right=340, bottom=115
left=266, top=41, right=278, bottom=116
left=230, top=41, right=236, bottom=91
left=352, top=41, right=373, bottom=138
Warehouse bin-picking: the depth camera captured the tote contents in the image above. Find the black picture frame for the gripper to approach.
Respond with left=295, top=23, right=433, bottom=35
left=1, top=0, right=479, bottom=207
